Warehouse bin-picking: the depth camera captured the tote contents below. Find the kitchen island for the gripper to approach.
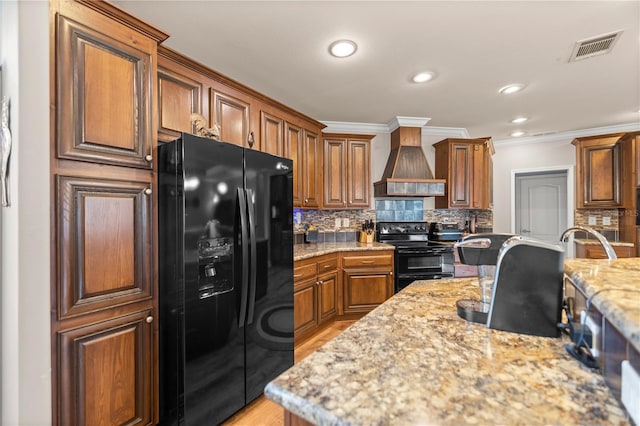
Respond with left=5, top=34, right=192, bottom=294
left=265, top=275, right=630, bottom=425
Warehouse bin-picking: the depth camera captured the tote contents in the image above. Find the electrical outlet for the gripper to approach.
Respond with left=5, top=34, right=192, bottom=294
left=603, top=216, right=611, bottom=226
left=342, top=218, right=350, bottom=228
left=294, top=211, right=302, bottom=225
left=622, top=360, right=640, bottom=425
left=581, top=310, right=601, bottom=358
left=335, top=218, right=341, bottom=229
left=588, top=216, right=597, bottom=226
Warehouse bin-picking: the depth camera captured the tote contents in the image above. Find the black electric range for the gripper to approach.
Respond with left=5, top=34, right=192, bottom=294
left=377, top=222, right=459, bottom=292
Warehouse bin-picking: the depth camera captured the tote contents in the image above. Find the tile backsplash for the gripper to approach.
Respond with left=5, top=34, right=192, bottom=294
left=293, top=201, right=494, bottom=244
left=574, top=208, right=620, bottom=240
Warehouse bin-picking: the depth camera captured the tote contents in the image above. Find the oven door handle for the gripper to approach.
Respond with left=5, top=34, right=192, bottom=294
left=397, top=249, right=448, bottom=255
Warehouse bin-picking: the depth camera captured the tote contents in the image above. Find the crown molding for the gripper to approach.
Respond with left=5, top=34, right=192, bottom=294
left=320, top=120, right=466, bottom=137
left=320, top=121, right=388, bottom=134
left=493, top=122, right=640, bottom=147
left=422, top=126, right=470, bottom=139
left=387, top=116, right=431, bottom=131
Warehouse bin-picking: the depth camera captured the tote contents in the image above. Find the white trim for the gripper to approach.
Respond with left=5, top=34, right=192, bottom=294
left=510, top=165, right=574, bottom=242
left=320, top=120, right=468, bottom=137
left=320, top=121, right=388, bottom=134
left=494, top=122, right=640, bottom=147
left=422, top=126, right=470, bottom=139
left=387, top=116, right=431, bottom=131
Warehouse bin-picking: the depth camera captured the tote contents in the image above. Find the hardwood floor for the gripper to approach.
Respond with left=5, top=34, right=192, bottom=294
left=223, top=320, right=356, bottom=426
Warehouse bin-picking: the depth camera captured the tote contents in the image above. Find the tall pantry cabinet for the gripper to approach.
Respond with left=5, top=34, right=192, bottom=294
left=50, top=1, right=167, bottom=424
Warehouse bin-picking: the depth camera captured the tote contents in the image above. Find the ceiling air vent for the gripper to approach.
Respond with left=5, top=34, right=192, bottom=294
left=569, top=30, right=623, bottom=62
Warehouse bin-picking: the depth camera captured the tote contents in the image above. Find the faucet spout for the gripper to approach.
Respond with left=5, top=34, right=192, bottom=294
left=560, top=225, right=618, bottom=260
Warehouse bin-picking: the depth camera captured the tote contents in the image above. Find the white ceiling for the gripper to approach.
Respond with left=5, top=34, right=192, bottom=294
left=115, top=1, right=640, bottom=140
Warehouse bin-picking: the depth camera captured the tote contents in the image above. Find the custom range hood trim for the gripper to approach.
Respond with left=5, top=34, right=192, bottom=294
left=374, top=117, right=446, bottom=197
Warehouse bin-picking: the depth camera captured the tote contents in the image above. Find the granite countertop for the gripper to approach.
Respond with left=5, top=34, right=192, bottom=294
left=573, top=238, right=634, bottom=247
left=564, top=258, right=640, bottom=352
left=294, top=242, right=394, bottom=261
left=265, top=278, right=628, bottom=425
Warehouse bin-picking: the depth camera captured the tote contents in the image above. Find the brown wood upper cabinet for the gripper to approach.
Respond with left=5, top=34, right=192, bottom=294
left=52, top=1, right=167, bottom=424
left=210, top=82, right=258, bottom=149
left=322, top=134, right=373, bottom=209
left=434, top=138, right=493, bottom=209
left=56, top=8, right=157, bottom=169
left=157, top=48, right=206, bottom=143
left=573, top=134, right=624, bottom=208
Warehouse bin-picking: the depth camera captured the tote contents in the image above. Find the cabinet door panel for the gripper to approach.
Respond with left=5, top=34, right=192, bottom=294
left=158, top=65, right=202, bottom=142
left=347, top=140, right=370, bottom=208
left=585, top=145, right=619, bottom=205
left=343, top=272, right=392, bottom=314
left=57, top=175, right=152, bottom=319
left=261, top=111, right=284, bottom=156
left=285, top=122, right=303, bottom=207
left=323, top=139, right=347, bottom=208
left=57, top=310, right=153, bottom=426
left=302, top=130, right=321, bottom=208
left=471, top=144, right=485, bottom=209
left=318, top=272, right=338, bottom=323
left=57, top=15, right=153, bottom=169
left=294, top=283, right=317, bottom=336
left=211, top=88, right=251, bottom=147
left=451, top=144, right=471, bottom=207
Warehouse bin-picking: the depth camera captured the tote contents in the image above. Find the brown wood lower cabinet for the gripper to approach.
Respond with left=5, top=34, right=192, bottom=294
left=342, top=252, right=394, bottom=315
left=293, top=254, right=339, bottom=343
left=574, top=243, right=634, bottom=259
left=57, top=309, right=155, bottom=426
left=294, top=250, right=394, bottom=343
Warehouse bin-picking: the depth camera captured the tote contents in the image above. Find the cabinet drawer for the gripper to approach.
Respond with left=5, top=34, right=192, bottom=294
left=294, top=263, right=316, bottom=283
left=342, top=253, right=393, bottom=268
left=317, top=257, right=338, bottom=274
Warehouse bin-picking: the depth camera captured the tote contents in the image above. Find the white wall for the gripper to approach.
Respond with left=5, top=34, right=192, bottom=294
left=492, top=139, right=575, bottom=233
left=0, top=1, right=51, bottom=424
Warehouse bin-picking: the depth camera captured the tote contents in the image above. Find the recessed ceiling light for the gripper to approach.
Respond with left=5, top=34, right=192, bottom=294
left=499, top=84, right=525, bottom=95
left=511, top=131, right=525, bottom=137
left=511, top=117, right=528, bottom=124
left=412, top=71, right=435, bottom=83
left=329, top=40, right=357, bottom=58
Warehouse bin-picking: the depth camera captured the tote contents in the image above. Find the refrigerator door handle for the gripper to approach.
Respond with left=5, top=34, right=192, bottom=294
left=246, top=189, right=258, bottom=325
left=237, top=188, right=250, bottom=328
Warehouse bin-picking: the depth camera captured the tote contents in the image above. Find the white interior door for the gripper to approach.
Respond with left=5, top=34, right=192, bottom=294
left=515, top=171, right=567, bottom=243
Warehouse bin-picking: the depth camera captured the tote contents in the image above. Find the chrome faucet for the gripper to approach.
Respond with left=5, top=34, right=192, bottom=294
left=560, top=225, right=618, bottom=260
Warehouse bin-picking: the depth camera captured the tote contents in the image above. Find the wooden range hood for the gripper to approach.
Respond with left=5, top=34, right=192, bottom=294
left=374, top=125, right=446, bottom=197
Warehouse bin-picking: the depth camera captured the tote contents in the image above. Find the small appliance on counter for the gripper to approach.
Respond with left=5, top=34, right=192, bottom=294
left=456, top=234, right=565, bottom=338
left=428, top=222, right=463, bottom=243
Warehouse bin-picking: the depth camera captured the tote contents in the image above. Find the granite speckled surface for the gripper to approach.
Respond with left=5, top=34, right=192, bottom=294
left=294, top=242, right=394, bottom=261
left=574, top=238, right=634, bottom=247
left=265, top=278, right=628, bottom=425
left=564, top=258, right=640, bottom=352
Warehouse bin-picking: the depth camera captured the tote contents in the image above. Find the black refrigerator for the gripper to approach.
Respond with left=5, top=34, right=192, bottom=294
left=158, top=133, right=294, bottom=425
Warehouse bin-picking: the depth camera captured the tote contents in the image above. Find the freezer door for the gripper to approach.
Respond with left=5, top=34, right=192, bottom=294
left=243, top=149, right=294, bottom=404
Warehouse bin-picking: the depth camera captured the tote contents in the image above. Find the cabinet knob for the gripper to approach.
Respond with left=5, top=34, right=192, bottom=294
left=248, top=131, right=255, bottom=148
left=305, top=198, right=309, bottom=203
left=145, top=154, right=153, bottom=162
left=318, top=280, right=323, bottom=285
left=146, top=316, right=153, bottom=324
left=389, top=271, right=393, bottom=276
left=144, top=188, right=152, bottom=195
